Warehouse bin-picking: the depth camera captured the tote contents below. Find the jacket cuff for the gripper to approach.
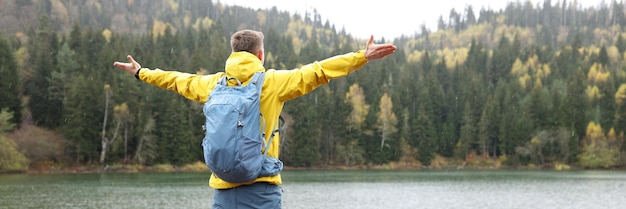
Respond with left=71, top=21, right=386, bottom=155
left=134, top=68, right=142, bottom=80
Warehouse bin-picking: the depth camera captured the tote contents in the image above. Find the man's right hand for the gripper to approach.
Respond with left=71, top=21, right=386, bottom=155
left=113, top=55, right=142, bottom=75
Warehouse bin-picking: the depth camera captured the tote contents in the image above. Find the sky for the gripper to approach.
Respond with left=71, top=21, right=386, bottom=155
left=218, top=0, right=602, bottom=39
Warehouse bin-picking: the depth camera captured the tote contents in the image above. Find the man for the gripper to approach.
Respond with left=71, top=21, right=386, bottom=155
left=113, top=29, right=397, bottom=208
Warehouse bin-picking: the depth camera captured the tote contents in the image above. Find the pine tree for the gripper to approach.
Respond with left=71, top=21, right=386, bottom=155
left=25, top=15, right=59, bottom=128
left=478, top=95, right=500, bottom=157
left=285, top=96, right=319, bottom=167
left=413, top=102, right=437, bottom=165
left=62, top=75, right=103, bottom=163
left=457, top=101, right=477, bottom=160
left=0, top=34, right=21, bottom=127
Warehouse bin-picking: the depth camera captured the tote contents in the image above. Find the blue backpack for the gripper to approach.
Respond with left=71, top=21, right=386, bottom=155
left=202, top=72, right=283, bottom=183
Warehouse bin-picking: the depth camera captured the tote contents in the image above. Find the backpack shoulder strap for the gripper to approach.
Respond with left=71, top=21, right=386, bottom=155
left=251, top=71, right=265, bottom=90
left=263, top=115, right=286, bottom=155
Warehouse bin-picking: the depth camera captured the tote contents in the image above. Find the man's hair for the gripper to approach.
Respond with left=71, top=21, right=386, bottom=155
left=230, top=30, right=264, bottom=54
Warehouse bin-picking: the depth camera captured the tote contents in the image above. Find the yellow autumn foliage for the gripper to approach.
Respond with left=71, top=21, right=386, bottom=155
left=50, top=0, right=70, bottom=28
left=435, top=47, right=468, bottom=70
left=585, top=122, right=604, bottom=144
left=102, top=29, right=112, bottom=42
left=345, top=84, right=370, bottom=130
left=406, top=50, right=424, bottom=64
left=615, top=84, right=626, bottom=106
left=586, top=85, right=602, bottom=101
left=608, top=46, right=620, bottom=64
left=192, top=17, right=214, bottom=31
left=257, top=12, right=267, bottom=26
left=376, top=92, right=398, bottom=136
left=587, top=63, right=610, bottom=84
left=167, top=0, right=179, bottom=14
left=183, top=15, right=192, bottom=28
left=152, top=20, right=171, bottom=39
left=114, top=103, right=131, bottom=121
left=518, top=74, right=531, bottom=90
left=510, top=58, right=526, bottom=76
left=581, top=121, right=622, bottom=168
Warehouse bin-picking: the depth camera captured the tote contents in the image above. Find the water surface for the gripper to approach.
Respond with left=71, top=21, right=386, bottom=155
left=1, top=170, right=624, bottom=209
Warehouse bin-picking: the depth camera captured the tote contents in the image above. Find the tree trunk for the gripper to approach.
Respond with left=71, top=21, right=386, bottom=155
left=100, top=86, right=110, bottom=164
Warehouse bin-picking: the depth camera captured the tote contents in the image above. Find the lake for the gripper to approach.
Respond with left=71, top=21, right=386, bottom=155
left=1, top=170, right=625, bottom=209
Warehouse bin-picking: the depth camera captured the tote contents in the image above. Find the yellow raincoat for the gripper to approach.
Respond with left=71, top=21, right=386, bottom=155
left=138, top=50, right=368, bottom=189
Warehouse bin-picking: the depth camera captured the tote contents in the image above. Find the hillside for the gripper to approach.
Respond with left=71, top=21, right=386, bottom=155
left=1, top=0, right=625, bottom=172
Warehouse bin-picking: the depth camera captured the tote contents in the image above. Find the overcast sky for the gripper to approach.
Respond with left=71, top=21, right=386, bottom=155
left=218, top=0, right=603, bottom=39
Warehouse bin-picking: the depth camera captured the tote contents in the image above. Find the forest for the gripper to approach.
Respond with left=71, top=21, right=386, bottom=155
left=1, top=0, right=625, bottom=172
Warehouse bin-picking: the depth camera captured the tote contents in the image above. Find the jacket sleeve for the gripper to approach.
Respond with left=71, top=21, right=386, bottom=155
left=138, top=68, right=222, bottom=103
left=271, top=50, right=368, bottom=101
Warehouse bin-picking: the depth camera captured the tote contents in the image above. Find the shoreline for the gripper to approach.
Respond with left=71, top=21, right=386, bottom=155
left=7, top=162, right=623, bottom=175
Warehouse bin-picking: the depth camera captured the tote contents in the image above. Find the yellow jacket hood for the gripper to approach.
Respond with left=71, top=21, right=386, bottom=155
left=225, top=52, right=264, bottom=85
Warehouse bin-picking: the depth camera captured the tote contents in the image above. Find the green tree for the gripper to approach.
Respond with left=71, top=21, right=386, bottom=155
left=527, top=86, right=551, bottom=129
left=285, top=96, right=319, bottom=167
left=133, top=115, right=158, bottom=164
left=563, top=70, right=589, bottom=160
left=0, top=109, right=29, bottom=171
left=62, top=75, right=102, bottom=163
left=616, top=34, right=626, bottom=54
left=317, top=85, right=350, bottom=165
left=464, top=39, right=488, bottom=73
left=0, top=109, right=16, bottom=134
left=413, top=102, right=437, bottom=165
left=25, top=15, right=59, bottom=128
left=153, top=95, right=197, bottom=165
left=614, top=84, right=626, bottom=134
left=0, top=34, right=21, bottom=126
left=490, top=35, right=515, bottom=85
left=477, top=95, right=500, bottom=157
left=597, top=45, right=609, bottom=66
left=342, top=84, right=370, bottom=166
left=407, top=59, right=440, bottom=164
left=47, top=42, right=79, bottom=128
left=456, top=101, right=477, bottom=159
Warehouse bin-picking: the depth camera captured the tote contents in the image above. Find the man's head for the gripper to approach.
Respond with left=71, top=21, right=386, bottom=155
left=230, top=30, right=265, bottom=63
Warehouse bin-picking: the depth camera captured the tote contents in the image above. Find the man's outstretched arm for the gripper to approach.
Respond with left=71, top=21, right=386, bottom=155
left=271, top=35, right=397, bottom=101
left=113, top=55, right=219, bottom=103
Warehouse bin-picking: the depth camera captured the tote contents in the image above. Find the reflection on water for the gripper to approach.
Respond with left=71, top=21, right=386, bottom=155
left=1, top=170, right=625, bottom=209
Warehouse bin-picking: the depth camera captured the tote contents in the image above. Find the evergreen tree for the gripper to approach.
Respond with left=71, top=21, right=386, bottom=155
left=616, top=34, right=626, bottom=54
left=47, top=43, right=79, bottom=128
left=490, top=35, right=512, bottom=85
left=152, top=93, right=197, bottom=164
left=25, top=15, right=59, bottom=128
left=528, top=86, right=551, bottom=129
left=457, top=101, right=477, bottom=159
left=413, top=101, right=437, bottom=165
left=0, top=34, right=21, bottom=126
left=285, top=96, right=319, bottom=167
left=477, top=95, right=500, bottom=157
left=62, top=75, right=103, bottom=163
left=133, top=115, right=158, bottom=164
